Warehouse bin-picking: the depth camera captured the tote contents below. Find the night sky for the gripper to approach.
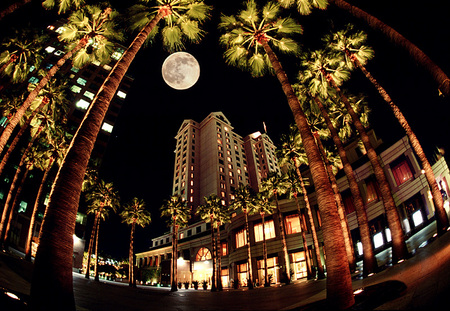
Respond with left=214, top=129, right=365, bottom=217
left=1, top=0, right=449, bottom=259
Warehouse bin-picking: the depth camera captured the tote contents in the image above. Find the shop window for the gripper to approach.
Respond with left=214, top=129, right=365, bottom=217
left=237, top=262, right=248, bottom=287
left=257, top=256, right=279, bottom=285
left=391, top=157, right=413, bottom=186
left=254, top=219, right=276, bottom=242
left=235, top=229, right=247, bottom=248
left=285, top=214, right=301, bottom=234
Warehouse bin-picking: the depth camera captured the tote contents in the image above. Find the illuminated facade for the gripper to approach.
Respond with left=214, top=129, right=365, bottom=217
left=137, top=123, right=450, bottom=288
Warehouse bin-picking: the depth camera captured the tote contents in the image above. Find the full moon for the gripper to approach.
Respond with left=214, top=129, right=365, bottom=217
left=161, top=52, right=200, bottom=90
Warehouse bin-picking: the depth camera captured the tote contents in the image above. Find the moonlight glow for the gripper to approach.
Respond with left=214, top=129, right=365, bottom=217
left=161, top=52, right=200, bottom=90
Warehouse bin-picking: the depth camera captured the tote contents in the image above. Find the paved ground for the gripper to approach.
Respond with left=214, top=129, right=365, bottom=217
left=1, top=228, right=450, bottom=310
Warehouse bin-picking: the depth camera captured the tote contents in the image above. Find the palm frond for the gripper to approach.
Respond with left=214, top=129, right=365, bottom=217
left=162, top=25, right=185, bottom=51
left=274, top=17, right=303, bottom=35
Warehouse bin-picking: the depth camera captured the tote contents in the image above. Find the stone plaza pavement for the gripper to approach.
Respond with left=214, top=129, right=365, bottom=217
left=1, top=229, right=450, bottom=310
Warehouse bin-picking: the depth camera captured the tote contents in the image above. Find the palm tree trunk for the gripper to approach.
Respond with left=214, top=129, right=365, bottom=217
left=327, top=74, right=408, bottom=263
left=352, top=55, right=449, bottom=235
left=210, top=221, right=216, bottom=291
left=216, top=225, right=223, bottom=291
left=313, top=132, right=356, bottom=272
left=25, top=157, right=54, bottom=262
left=274, top=193, right=291, bottom=281
left=30, top=13, right=166, bottom=311
left=0, top=97, right=49, bottom=176
left=129, top=222, right=136, bottom=287
left=94, top=218, right=101, bottom=282
left=261, top=212, right=269, bottom=287
left=0, top=0, right=33, bottom=21
left=244, top=210, right=254, bottom=289
left=293, top=157, right=325, bottom=279
left=171, top=224, right=178, bottom=291
left=314, top=96, right=376, bottom=276
left=261, top=40, right=354, bottom=309
left=293, top=194, right=313, bottom=279
left=85, top=212, right=100, bottom=279
left=330, top=0, right=450, bottom=97
left=0, top=39, right=88, bottom=157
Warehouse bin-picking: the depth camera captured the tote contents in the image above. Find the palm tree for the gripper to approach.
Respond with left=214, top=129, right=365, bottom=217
left=214, top=200, right=231, bottom=291
left=278, top=0, right=450, bottom=97
left=24, top=127, right=71, bottom=261
left=219, top=2, right=354, bottom=307
left=196, top=194, right=222, bottom=291
left=325, top=25, right=449, bottom=235
left=0, top=5, right=119, bottom=158
left=277, top=125, right=325, bottom=279
left=283, top=168, right=313, bottom=279
left=301, top=48, right=408, bottom=263
left=259, top=172, right=291, bottom=283
left=120, top=197, right=151, bottom=288
left=299, top=86, right=377, bottom=276
left=251, top=191, right=276, bottom=287
left=31, top=3, right=210, bottom=308
left=161, top=194, right=190, bottom=292
left=229, top=184, right=257, bottom=289
left=0, top=0, right=84, bottom=21
left=85, top=180, right=120, bottom=281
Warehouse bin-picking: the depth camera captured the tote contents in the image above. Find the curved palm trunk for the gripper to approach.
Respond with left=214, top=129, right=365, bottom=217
left=209, top=221, right=216, bottom=291
left=243, top=210, right=254, bottom=289
left=261, top=212, right=269, bottom=287
left=274, top=193, right=291, bottom=281
left=0, top=0, right=32, bottom=21
left=0, top=39, right=88, bottom=157
left=30, top=13, right=166, bottom=311
left=261, top=40, right=354, bottom=309
left=330, top=0, right=450, bottom=97
left=129, top=222, right=136, bottom=287
left=327, top=74, right=408, bottom=263
left=216, top=225, right=223, bottom=291
left=314, top=97, right=376, bottom=276
left=85, top=211, right=100, bottom=279
left=293, top=158, right=325, bottom=279
left=352, top=55, right=449, bottom=235
left=94, top=217, right=101, bottom=282
left=171, top=223, right=178, bottom=291
left=3, top=165, right=30, bottom=248
left=25, top=157, right=54, bottom=262
left=0, top=97, right=49, bottom=176
left=313, top=132, right=356, bottom=272
left=293, top=194, right=313, bottom=279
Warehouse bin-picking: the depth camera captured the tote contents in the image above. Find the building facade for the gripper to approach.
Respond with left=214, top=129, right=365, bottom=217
left=137, top=117, right=450, bottom=288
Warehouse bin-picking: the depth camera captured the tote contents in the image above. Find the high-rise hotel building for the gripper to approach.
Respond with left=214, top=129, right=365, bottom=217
left=172, top=112, right=279, bottom=214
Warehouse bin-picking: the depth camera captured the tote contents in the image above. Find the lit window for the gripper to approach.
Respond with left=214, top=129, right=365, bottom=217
left=373, top=232, right=384, bottom=249
left=235, top=229, right=247, bottom=248
left=102, top=122, right=113, bottom=133
left=75, top=99, right=90, bottom=110
left=285, top=214, right=301, bottom=234
left=84, top=90, right=95, bottom=100
left=392, top=160, right=413, bottom=186
left=45, top=46, right=55, bottom=53
left=76, top=77, right=87, bottom=86
left=117, top=90, right=127, bottom=99
left=91, top=60, right=101, bottom=66
left=196, top=247, right=211, bottom=261
left=111, top=48, right=124, bottom=61
left=365, top=179, right=379, bottom=203
left=28, top=77, right=39, bottom=84
left=221, top=242, right=228, bottom=256
left=254, top=220, right=276, bottom=242
left=70, top=85, right=82, bottom=93
left=55, top=27, right=66, bottom=34
left=71, top=67, right=79, bottom=73
left=54, top=50, right=65, bottom=56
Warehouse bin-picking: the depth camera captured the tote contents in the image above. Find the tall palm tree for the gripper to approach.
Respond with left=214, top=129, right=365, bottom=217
left=214, top=200, right=231, bottom=291
left=283, top=168, right=313, bottom=279
left=161, top=194, right=190, bottom=292
left=31, top=3, right=210, bottom=308
left=278, top=0, right=450, bottom=97
left=259, top=172, right=291, bottom=282
left=251, top=190, right=276, bottom=287
left=229, top=184, right=257, bottom=289
left=196, top=194, right=222, bottom=291
left=120, top=197, right=151, bottom=288
left=301, top=49, right=408, bottom=263
left=85, top=180, right=120, bottom=281
left=219, top=2, right=354, bottom=307
left=277, top=125, right=325, bottom=279
left=0, top=0, right=84, bottom=21
left=325, top=25, right=449, bottom=235
left=0, top=5, right=119, bottom=158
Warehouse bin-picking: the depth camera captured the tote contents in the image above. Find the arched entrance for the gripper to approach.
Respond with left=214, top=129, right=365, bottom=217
left=192, top=247, right=213, bottom=285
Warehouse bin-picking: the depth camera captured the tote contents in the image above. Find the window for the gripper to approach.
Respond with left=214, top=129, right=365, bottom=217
left=235, top=229, right=247, bottom=248
left=84, top=90, right=95, bottom=100
left=285, top=214, right=301, bottom=234
left=365, top=177, right=380, bottom=203
left=342, top=190, right=355, bottom=214
left=254, top=219, right=276, bottom=242
left=391, top=157, right=413, bottom=186
left=70, top=85, right=82, bottom=93
left=102, top=122, right=113, bottom=133
left=221, top=241, right=228, bottom=256
left=45, top=46, right=55, bottom=53
left=117, top=90, right=127, bottom=99
left=196, top=247, right=211, bottom=261
left=75, top=99, right=90, bottom=110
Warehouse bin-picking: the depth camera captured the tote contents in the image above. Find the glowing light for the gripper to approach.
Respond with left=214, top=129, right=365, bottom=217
left=6, top=292, right=19, bottom=300
left=353, top=288, right=364, bottom=295
left=367, top=273, right=375, bottom=277
left=373, top=232, right=384, bottom=249
left=412, top=210, right=424, bottom=227
left=397, top=259, right=405, bottom=264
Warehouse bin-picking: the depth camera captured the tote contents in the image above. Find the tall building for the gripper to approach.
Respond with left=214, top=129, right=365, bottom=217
left=172, top=112, right=278, bottom=214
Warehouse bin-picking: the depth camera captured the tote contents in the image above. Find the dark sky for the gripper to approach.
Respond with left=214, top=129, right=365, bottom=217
left=2, top=0, right=449, bottom=259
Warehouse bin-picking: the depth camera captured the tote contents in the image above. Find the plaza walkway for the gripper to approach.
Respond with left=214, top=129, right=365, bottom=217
left=1, top=228, right=450, bottom=310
